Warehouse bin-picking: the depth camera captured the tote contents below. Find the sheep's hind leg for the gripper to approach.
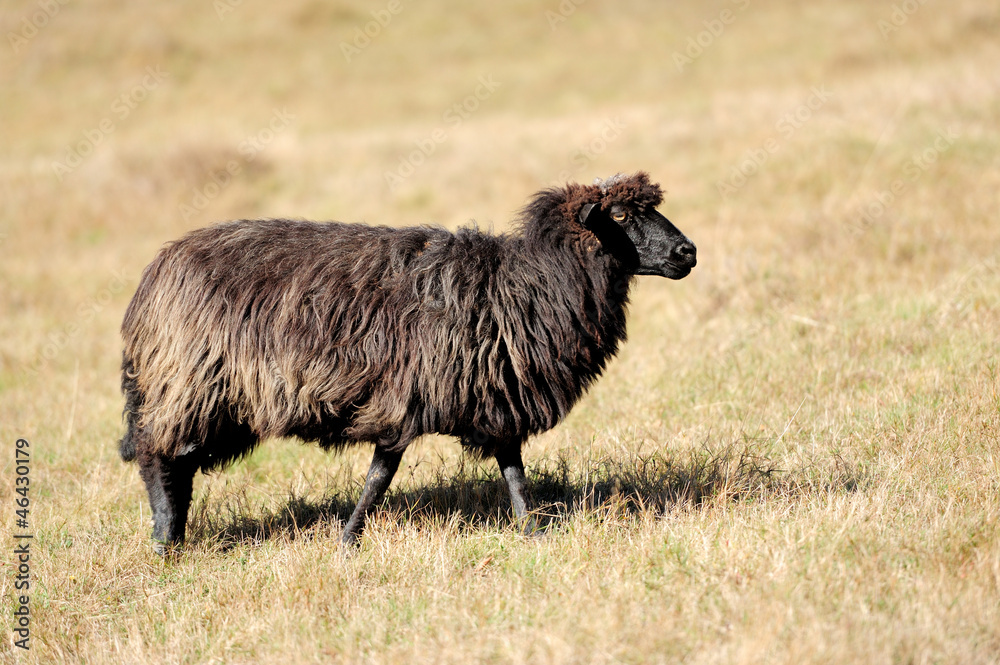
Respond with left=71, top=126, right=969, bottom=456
left=341, top=446, right=403, bottom=546
left=137, top=449, right=197, bottom=555
left=495, top=446, right=538, bottom=536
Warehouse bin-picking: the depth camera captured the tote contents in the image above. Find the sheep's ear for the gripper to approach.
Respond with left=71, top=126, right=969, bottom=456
left=579, top=203, right=599, bottom=227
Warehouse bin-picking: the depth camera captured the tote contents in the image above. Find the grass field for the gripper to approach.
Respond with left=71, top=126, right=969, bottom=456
left=2, top=0, right=999, bottom=662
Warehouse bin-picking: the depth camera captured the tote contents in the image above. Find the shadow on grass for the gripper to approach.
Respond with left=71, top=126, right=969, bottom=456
left=187, top=439, right=866, bottom=551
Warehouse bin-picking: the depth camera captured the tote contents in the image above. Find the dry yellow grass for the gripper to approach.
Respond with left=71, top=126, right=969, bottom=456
left=1, top=0, right=999, bottom=662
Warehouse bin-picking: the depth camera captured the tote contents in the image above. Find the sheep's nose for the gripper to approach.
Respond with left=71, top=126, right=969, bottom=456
left=674, top=241, right=697, bottom=267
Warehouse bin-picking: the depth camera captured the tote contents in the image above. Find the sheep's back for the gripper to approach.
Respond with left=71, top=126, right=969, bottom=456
left=122, top=217, right=618, bottom=455
left=122, top=219, right=465, bottom=449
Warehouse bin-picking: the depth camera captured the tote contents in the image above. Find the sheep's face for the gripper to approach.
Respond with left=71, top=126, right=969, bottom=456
left=580, top=202, right=697, bottom=279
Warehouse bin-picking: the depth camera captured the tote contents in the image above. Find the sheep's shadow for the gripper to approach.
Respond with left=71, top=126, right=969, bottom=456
left=187, top=442, right=865, bottom=552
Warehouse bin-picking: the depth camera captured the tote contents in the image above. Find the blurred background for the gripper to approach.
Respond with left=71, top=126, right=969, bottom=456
left=0, top=1, right=998, bottom=660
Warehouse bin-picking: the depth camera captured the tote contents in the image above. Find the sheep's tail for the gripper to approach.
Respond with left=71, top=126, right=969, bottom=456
left=119, top=356, right=141, bottom=462
left=119, top=428, right=137, bottom=462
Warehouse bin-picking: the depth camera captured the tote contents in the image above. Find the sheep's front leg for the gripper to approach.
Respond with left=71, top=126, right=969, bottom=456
left=495, top=446, right=538, bottom=535
left=137, top=450, right=196, bottom=555
left=342, top=446, right=403, bottom=545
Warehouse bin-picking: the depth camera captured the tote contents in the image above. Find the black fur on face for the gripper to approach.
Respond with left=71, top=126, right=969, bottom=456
left=580, top=201, right=697, bottom=279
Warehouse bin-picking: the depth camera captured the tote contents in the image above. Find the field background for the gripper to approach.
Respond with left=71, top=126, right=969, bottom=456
left=1, top=0, right=999, bottom=663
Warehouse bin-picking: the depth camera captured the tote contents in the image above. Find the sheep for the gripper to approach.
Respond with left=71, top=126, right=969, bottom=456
left=119, top=171, right=697, bottom=552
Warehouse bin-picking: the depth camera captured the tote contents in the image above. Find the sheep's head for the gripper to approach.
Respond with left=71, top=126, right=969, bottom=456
left=579, top=172, right=697, bottom=279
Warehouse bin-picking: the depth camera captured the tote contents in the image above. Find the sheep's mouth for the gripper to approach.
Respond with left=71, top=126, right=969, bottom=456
left=635, top=261, right=694, bottom=279
left=662, top=258, right=696, bottom=279
left=665, top=264, right=693, bottom=280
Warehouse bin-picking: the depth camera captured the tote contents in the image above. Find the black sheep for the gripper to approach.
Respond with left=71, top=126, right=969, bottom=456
left=119, top=171, right=697, bottom=552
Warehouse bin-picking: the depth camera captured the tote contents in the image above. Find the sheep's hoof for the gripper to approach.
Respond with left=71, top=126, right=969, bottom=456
left=340, top=528, right=363, bottom=549
left=152, top=539, right=184, bottom=557
left=518, top=514, right=543, bottom=538
left=337, top=540, right=361, bottom=561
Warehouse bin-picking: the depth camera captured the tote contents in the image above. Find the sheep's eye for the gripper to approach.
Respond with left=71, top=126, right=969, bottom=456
left=611, top=211, right=627, bottom=222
